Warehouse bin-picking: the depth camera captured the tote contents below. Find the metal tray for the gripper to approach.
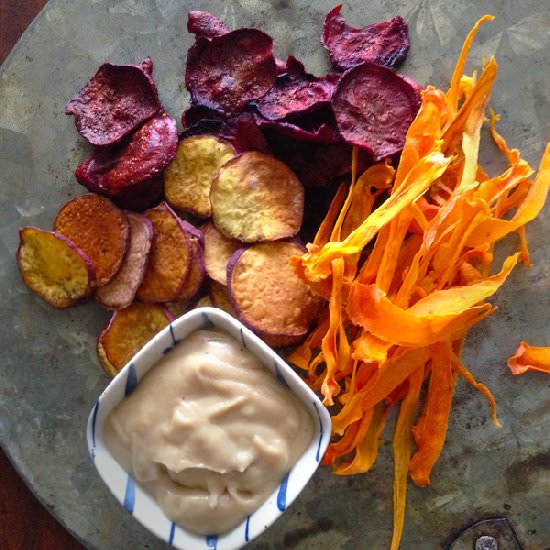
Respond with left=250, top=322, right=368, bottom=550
left=1, top=1, right=548, bottom=548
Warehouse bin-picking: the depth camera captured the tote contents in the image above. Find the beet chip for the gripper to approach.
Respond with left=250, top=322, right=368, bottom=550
left=254, top=56, right=337, bottom=121
left=331, top=62, right=420, bottom=159
left=187, top=10, right=229, bottom=39
left=66, top=58, right=162, bottom=146
left=186, top=28, right=277, bottom=116
left=322, top=6, right=410, bottom=70
left=76, top=114, right=178, bottom=208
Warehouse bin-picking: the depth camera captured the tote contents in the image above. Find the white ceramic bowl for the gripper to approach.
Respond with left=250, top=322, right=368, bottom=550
left=86, top=306, right=331, bottom=550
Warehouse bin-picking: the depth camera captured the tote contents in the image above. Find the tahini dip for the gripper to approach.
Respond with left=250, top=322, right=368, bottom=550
left=103, top=329, right=314, bottom=535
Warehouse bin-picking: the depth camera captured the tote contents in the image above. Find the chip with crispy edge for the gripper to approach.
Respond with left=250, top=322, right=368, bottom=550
left=164, top=135, right=236, bottom=217
left=17, top=227, right=96, bottom=308
left=227, top=241, right=321, bottom=347
left=76, top=114, right=178, bottom=204
left=186, top=28, right=277, bottom=116
left=176, top=221, right=206, bottom=302
left=135, top=202, right=192, bottom=303
left=210, top=151, right=305, bottom=242
left=321, top=6, right=410, bottom=70
left=95, top=212, right=153, bottom=309
left=208, top=279, right=236, bottom=315
left=97, top=302, right=173, bottom=377
left=53, top=193, right=130, bottom=286
left=201, top=221, right=242, bottom=285
left=66, top=58, right=162, bottom=146
left=331, top=62, right=421, bottom=159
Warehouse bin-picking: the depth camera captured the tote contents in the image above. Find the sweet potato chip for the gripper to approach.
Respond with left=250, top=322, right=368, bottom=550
left=322, top=6, right=410, bottom=70
left=210, top=151, right=304, bottom=242
left=176, top=222, right=205, bottom=302
left=17, top=227, right=95, bottom=308
left=164, top=135, right=235, bottom=217
left=53, top=193, right=130, bottom=286
left=135, top=202, right=192, bottom=303
left=97, top=302, right=173, bottom=376
left=95, top=212, right=153, bottom=309
left=201, top=221, right=241, bottom=285
left=208, top=279, right=237, bottom=315
left=227, top=241, right=321, bottom=347
left=66, top=58, right=161, bottom=146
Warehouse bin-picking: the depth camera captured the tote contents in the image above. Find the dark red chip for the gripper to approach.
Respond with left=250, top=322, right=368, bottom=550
left=185, top=28, right=277, bottom=116
left=187, top=11, right=229, bottom=39
left=321, top=5, right=410, bottom=70
left=181, top=107, right=271, bottom=154
left=66, top=58, right=162, bottom=146
left=256, top=116, right=341, bottom=144
left=253, top=56, right=337, bottom=121
left=264, top=129, right=371, bottom=188
left=75, top=114, right=178, bottom=207
left=331, top=62, right=420, bottom=159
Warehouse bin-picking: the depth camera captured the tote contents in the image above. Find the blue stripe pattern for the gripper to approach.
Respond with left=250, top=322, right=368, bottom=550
left=274, top=361, right=289, bottom=387
left=244, top=516, right=251, bottom=542
left=239, top=328, right=246, bottom=348
left=277, top=471, right=290, bottom=511
left=90, top=400, right=99, bottom=460
left=124, top=364, right=138, bottom=396
left=206, top=534, right=218, bottom=549
left=164, top=324, right=179, bottom=354
left=313, top=401, right=324, bottom=462
left=201, top=311, right=215, bottom=328
left=168, top=522, right=176, bottom=545
left=123, top=474, right=135, bottom=513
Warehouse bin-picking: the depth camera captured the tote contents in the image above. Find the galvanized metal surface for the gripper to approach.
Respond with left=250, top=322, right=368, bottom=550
left=0, top=1, right=549, bottom=549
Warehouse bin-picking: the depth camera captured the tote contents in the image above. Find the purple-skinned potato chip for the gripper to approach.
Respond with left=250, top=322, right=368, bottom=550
left=331, top=62, right=420, bottom=159
left=66, top=57, right=162, bottom=146
left=322, top=6, right=410, bottom=70
left=75, top=114, right=178, bottom=206
left=185, top=28, right=277, bottom=116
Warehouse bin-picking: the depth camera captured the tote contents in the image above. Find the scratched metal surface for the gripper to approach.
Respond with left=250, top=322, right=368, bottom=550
left=0, top=1, right=548, bottom=549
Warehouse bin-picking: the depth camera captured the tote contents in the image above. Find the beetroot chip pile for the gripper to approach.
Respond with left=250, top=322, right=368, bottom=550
left=182, top=7, right=420, bottom=187
left=66, top=58, right=178, bottom=210
left=65, top=6, right=421, bottom=218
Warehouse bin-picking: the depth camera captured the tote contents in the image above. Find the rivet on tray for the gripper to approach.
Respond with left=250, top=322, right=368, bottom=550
left=475, top=535, right=498, bottom=550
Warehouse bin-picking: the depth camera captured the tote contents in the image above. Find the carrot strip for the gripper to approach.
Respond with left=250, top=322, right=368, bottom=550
left=507, top=342, right=550, bottom=375
left=409, top=341, right=456, bottom=486
left=287, top=15, right=549, bottom=550
left=451, top=353, right=501, bottom=428
left=332, top=347, right=431, bottom=435
left=390, top=366, right=425, bottom=550
left=446, top=15, right=494, bottom=116
left=467, top=143, right=550, bottom=247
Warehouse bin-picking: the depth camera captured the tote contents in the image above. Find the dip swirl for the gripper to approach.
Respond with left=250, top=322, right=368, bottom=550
left=104, top=329, right=314, bottom=535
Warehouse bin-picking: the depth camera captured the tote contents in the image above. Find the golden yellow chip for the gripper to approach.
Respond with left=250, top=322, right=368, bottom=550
left=164, top=135, right=235, bottom=217
left=210, top=152, right=304, bottom=242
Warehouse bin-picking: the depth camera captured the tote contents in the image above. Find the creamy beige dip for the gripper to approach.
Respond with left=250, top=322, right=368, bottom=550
left=103, top=329, right=314, bottom=535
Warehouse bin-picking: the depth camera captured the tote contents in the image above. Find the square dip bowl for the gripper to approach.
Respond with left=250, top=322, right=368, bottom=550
left=86, top=306, right=331, bottom=550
